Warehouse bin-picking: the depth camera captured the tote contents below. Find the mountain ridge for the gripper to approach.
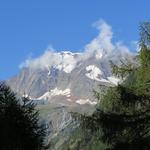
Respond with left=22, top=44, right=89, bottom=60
left=7, top=49, right=133, bottom=105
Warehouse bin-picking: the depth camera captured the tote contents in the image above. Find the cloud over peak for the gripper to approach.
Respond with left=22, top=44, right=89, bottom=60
left=20, top=20, right=133, bottom=70
left=84, top=20, right=114, bottom=58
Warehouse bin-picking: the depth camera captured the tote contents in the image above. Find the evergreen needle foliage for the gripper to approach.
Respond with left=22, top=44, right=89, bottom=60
left=79, top=22, right=150, bottom=150
left=0, top=82, right=46, bottom=150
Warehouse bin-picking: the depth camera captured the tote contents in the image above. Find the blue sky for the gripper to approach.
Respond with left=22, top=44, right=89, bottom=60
left=0, top=0, right=150, bottom=80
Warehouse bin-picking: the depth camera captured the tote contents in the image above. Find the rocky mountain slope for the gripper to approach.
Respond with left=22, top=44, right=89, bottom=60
left=6, top=48, right=133, bottom=149
left=7, top=49, right=132, bottom=105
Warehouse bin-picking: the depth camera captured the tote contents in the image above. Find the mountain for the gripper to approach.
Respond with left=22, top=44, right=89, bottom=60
left=7, top=49, right=132, bottom=105
left=5, top=19, right=136, bottom=149
left=7, top=49, right=133, bottom=149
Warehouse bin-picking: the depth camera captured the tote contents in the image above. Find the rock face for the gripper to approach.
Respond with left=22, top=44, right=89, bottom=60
left=7, top=49, right=133, bottom=149
left=37, top=103, right=95, bottom=150
left=7, top=50, right=132, bottom=105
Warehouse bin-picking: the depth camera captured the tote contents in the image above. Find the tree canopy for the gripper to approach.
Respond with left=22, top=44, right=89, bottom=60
left=0, top=82, right=46, bottom=150
left=79, top=22, right=150, bottom=150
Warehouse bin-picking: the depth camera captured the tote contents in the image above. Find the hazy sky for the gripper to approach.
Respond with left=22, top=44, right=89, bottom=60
left=0, top=0, right=150, bottom=80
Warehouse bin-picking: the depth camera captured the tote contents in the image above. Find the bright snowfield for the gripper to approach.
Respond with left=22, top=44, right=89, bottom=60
left=22, top=50, right=80, bottom=74
left=54, top=51, right=79, bottom=73
left=85, top=65, right=120, bottom=84
left=37, top=88, right=97, bottom=105
left=85, top=65, right=108, bottom=82
left=86, top=65, right=102, bottom=81
left=37, top=88, right=71, bottom=100
left=76, top=99, right=97, bottom=105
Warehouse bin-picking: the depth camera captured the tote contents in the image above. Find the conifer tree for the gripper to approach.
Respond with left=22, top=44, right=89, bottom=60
left=80, top=22, right=150, bottom=150
left=0, top=82, right=46, bottom=150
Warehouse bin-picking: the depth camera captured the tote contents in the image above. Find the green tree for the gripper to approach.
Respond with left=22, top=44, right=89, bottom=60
left=0, top=82, right=46, bottom=150
left=79, top=22, right=150, bottom=150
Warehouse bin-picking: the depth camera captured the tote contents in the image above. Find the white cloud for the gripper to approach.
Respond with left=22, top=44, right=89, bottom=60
left=83, top=20, right=134, bottom=59
left=85, top=20, right=114, bottom=53
left=19, top=19, right=134, bottom=70
left=19, top=46, right=60, bottom=69
left=19, top=46, right=78, bottom=73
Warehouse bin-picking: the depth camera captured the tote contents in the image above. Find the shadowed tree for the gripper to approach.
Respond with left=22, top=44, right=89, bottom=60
left=0, top=82, right=46, bottom=150
left=78, top=22, right=150, bottom=150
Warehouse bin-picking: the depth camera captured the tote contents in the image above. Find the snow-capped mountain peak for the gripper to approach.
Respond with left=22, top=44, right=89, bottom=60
left=45, top=51, right=80, bottom=74
left=8, top=48, right=132, bottom=105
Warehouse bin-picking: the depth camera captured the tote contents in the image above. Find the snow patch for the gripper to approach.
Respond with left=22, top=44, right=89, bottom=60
left=85, top=65, right=103, bottom=81
left=95, top=52, right=103, bottom=59
left=76, top=99, right=97, bottom=105
left=85, top=65, right=119, bottom=84
left=52, top=52, right=78, bottom=73
left=107, top=76, right=120, bottom=85
left=21, top=50, right=79, bottom=74
left=22, top=94, right=33, bottom=100
left=37, top=88, right=71, bottom=100
left=47, top=69, right=51, bottom=76
left=51, top=88, right=71, bottom=96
